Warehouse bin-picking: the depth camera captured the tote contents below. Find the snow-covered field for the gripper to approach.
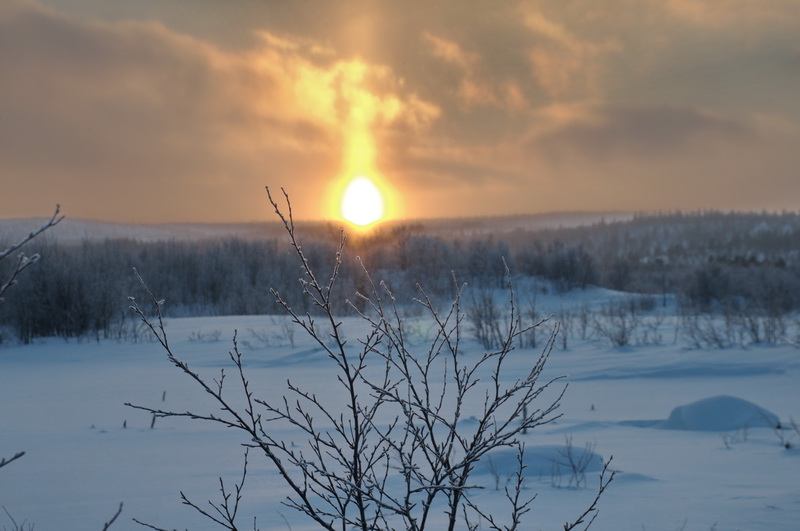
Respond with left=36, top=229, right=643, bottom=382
left=2, top=288, right=799, bottom=530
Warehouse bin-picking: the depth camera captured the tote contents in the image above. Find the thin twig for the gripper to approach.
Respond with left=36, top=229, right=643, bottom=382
left=0, top=451, right=25, bottom=470
left=102, top=502, right=123, bottom=531
left=0, top=204, right=63, bottom=302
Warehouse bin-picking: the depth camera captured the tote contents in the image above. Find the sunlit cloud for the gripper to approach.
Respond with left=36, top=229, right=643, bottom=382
left=1, top=0, right=799, bottom=222
left=423, top=32, right=477, bottom=71
left=521, top=8, right=621, bottom=100
left=0, top=1, right=438, bottom=222
left=423, top=32, right=528, bottom=110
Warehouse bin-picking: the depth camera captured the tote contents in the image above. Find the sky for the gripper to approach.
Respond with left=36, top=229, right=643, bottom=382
left=1, top=0, right=799, bottom=224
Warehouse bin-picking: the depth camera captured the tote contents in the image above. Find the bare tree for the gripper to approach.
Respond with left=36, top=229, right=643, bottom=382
left=127, top=188, right=613, bottom=530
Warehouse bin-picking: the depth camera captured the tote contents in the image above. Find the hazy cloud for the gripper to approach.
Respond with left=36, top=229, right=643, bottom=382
left=665, top=0, right=800, bottom=28
left=0, top=0, right=439, bottom=222
left=2, top=0, right=799, bottom=222
left=422, top=32, right=528, bottom=110
left=530, top=103, right=753, bottom=161
left=522, top=7, right=621, bottom=100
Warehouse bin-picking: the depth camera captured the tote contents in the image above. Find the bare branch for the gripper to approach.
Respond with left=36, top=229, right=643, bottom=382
left=102, top=502, right=124, bottom=531
left=129, top=189, right=612, bottom=530
left=0, top=204, right=63, bottom=303
left=131, top=517, right=177, bottom=530
left=0, top=204, right=63, bottom=261
left=563, top=457, right=616, bottom=531
left=0, top=451, right=25, bottom=470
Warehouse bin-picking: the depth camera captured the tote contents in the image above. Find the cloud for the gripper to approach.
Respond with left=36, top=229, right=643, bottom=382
left=518, top=6, right=620, bottom=100
left=381, top=98, right=800, bottom=217
left=423, top=32, right=477, bottom=71
left=0, top=0, right=438, bottom=222
left=1, top=0, right=799, bottom=222
left=529, top=103, right=752, bottom=161
left=422, top=32, right=529, bottom=110
left=665, top=0, right=800, bottom=28
left=509, top=101, right=799, bottom=212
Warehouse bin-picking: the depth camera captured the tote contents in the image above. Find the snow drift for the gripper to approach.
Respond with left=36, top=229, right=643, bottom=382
left=656, top=395, right=780, bottom=431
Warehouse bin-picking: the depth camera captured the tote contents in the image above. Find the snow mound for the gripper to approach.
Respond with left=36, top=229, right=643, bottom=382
left=473, top=445, right=605, bottom=479
left=656, top=395, right=779, bottom=431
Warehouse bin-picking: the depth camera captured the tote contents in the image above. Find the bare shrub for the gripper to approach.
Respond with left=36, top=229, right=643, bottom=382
left=640, top=311, right=665, bottom=345
left=794, top=319, right=800, bottom=347
left=592, top=300, right=641, bottom=347
left=680, top=312, right=730, bottom=349
left=680, top=301, right=790, bottom=349
left=737, top=308, right=788, bottom=346
left=467, top=286, right=505, bottom=349
left=551, top=436, right=596, bottom=489
left=762, top=313, right=787, bottom=344
left=576, top=304, right=591, bottom=340
left=485, top=454, right=508, bottom=492
left=520, top=290, right=540, bottom=349
left=273, top=315, right=296, bottom=347
left=720, top=426, right=749, bottom=449
left=119, top=318, right=156, bottom=344
left=188, top=329, right=222, bottom=342
left=246, top=317, right=298, bottom=348
left=557, top=308, right=572, bottom=350
left=127, top=188, right=613, bottom=531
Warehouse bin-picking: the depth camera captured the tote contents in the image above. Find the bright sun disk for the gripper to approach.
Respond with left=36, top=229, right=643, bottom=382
left=341, top=177, right=384, bottom=226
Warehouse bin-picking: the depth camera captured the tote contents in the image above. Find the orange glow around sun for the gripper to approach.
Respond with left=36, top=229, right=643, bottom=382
left=341, top=177, right=384, bottom=226
left=317, top=60, right=404, bottom=229
left=329, top=123, right=398, bottom=229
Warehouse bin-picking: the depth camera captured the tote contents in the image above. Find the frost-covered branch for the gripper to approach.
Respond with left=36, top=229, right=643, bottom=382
left=562, top=458, right=616, bottom=531
left=0, top=204, right=63, bottom=304
left=128, top=189, right=612, bottom=530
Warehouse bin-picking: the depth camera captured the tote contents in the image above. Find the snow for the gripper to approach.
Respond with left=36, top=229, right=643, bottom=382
left=472, top=445, right=605, bottom=479
left=1, top=310, right=799, bottom=530
left=656, top=395, right=780, bottom=432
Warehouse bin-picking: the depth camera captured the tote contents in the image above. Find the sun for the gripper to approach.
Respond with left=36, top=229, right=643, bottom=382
left=341, top=177, right=384, bottom=226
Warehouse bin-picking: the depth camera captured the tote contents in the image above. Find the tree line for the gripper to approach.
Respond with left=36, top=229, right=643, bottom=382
left=2, top=210, right=799, bottom=343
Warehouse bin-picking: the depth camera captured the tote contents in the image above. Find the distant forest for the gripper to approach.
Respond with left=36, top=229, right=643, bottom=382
left=1, top=210, right=799, bottom=343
